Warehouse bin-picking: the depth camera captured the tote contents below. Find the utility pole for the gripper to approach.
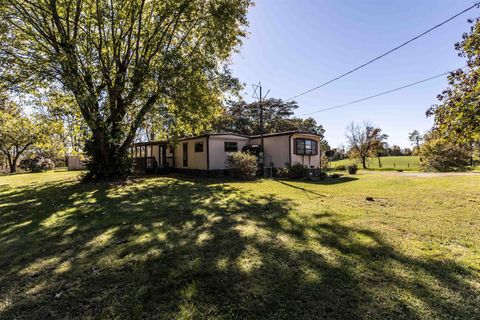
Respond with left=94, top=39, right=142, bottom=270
left=252, top=82, right=270, bottom=177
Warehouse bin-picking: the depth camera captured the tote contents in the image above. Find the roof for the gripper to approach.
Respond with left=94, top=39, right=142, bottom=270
left=132, top=140, right=168, bottom=147
left=178, top=132, right=249, bottom=141
left=132, top=132, right=249, bottom=146
left=249, top=131, right=322, bottom=139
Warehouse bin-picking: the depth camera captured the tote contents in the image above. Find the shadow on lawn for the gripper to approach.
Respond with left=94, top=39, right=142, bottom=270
left=0, top=176, right=478, bottom=319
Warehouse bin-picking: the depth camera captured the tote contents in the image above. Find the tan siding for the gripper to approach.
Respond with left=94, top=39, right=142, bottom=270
left=250, top=135, right=291, bottom=168
left=208, top=135, right=250, bottom=170
left=174, top=137, right=208, bottom=170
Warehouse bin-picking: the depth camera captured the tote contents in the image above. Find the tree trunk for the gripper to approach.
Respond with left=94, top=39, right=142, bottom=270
left=361, top=156, right=367, bottom=169
left=84, top=128, right=133, bottom=180
left=9, top=160, right=16, bottom=173
left=6, top=153, right=16, bottom=173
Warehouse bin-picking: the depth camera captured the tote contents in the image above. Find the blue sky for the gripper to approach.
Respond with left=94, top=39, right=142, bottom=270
left=230, top=0, right=476, bottom=148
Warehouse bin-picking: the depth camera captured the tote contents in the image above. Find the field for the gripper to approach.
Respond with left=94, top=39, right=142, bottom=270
left=331, top=156, right=420, bottom=171
left=0, top=170, right=479, bottom=319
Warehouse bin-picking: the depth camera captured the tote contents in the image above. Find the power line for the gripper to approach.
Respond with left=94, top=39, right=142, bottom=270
left=287, top=2, right=479, bottom=102
left=302, top=68, right=461, bottom=116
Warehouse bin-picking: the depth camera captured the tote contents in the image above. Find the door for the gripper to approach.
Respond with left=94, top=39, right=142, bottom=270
left=183, top=142, right=188, bottom=167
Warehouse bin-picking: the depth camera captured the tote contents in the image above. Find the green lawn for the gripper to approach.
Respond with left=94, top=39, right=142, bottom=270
left=331, top=156, right=420, bottom=171
left=0, top=170, right=479, bottom=319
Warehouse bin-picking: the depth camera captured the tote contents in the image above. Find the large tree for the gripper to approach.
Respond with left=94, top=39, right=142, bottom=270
left=1, top=0, right=251, bottom=179
left=213, top=98, right=325, bottom=136
left=345, top=122, right=388, bottom=169
left=427, top=18, right=480, bottom=144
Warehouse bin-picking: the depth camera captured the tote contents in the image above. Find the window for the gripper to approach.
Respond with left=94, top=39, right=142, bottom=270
left=294, top=139, right=318, bottom=155
left=182, top=142, right=188, bottom=167
left=224, top=141, right=238, bottom=152
left=194, top=142, right=203, bottom=152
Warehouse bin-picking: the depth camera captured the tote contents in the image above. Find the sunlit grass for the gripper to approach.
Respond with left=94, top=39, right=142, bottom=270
left=331, top=156, right=420, bottom=171
left=0, top=170, right=479, bottom=319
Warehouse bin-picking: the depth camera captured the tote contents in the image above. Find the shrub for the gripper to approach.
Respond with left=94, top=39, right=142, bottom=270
left=226, top=152, right=258, bottom=180
left=335, top=164, right=346, bottom=171
left=346, top=164, right=358, bottom=174
left=419, top=136, right=471, bottom=172
left=275, top=167, right=289, bottom=178
left=310, top=168, right=327, bottom=180
left=287, top=163, right=309, bottom=179
left=19, top=156, right=55, bottom=173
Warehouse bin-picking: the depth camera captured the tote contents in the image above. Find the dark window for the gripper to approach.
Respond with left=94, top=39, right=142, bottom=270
left=183, top=142, right=188, bottom=167
left=224, top=142, right=238, bottom=152
left=194, top=142, right=203, bottom=152
left=294, top=139, right=318, bottom=155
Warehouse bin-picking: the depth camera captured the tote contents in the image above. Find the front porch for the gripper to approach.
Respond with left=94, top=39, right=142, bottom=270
left=130, top=141, right=174, bottom=174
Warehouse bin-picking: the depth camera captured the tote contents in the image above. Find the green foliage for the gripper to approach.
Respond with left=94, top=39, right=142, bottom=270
left=275, top=167, right=289, bottom=178
left=1, top=0, right=252, bottom=179
left=408, top=130, right=423, bottom=154
left=32, top=89, right=89, bottom=156
left=427, top=19, right=480, bottom=144
left=19, top=156, right=55, bottom=173
left=0, top=102, right=38, bottom=172
left=346, top=164, right=358, bottom=174
left=419, top=133, right=471, bottom=172
left=287, top=163, right=309, bottom=179
left=214, top=98, right=325, bottom=136
left=226, top=151, right=258, bottom=180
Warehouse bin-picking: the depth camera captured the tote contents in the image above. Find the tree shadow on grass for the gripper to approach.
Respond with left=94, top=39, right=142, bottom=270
left=0, top=176, right=478, bottom=319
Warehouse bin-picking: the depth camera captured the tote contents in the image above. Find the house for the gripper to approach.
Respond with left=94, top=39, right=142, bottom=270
left=130, top=131, right=322, bottom=175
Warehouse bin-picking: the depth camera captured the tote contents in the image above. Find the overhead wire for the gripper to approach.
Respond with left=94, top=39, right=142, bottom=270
left=302, top=68, right=462, bottom=115
left=286, top=2, right=479, bottom=102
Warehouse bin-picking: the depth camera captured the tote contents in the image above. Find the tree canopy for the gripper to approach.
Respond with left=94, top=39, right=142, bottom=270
left=427, top=18, right=480, bottom=144
left=345, top=121, right=388, bottom=169
left=0, top=104, right=42, bottom=173
left=1, top=0, right=252, bottom=179
left=213, top=98, right=325, bottom=137
left=32, top=89, right=88, bottom=156
left=419, top=131, right=472, bottom=172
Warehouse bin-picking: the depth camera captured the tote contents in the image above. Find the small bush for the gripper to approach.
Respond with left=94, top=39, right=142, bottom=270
left=275, top=167, right=289, bottom=178
left=287, top=163, right=309, bottom=179
left=19, top=156, right=55, bottom=173
left=346, top=164, right=358, bottom=174
left=335, top=164, right=346, bottom=171
left=310, top=168, right=327, bottom=180
left=226, top=152, right=258, bottom=180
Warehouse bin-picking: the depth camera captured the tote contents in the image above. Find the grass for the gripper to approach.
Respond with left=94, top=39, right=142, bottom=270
left=331, top=156, right=420, bottom=171
left=0, top=170, right=479, bottom=319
